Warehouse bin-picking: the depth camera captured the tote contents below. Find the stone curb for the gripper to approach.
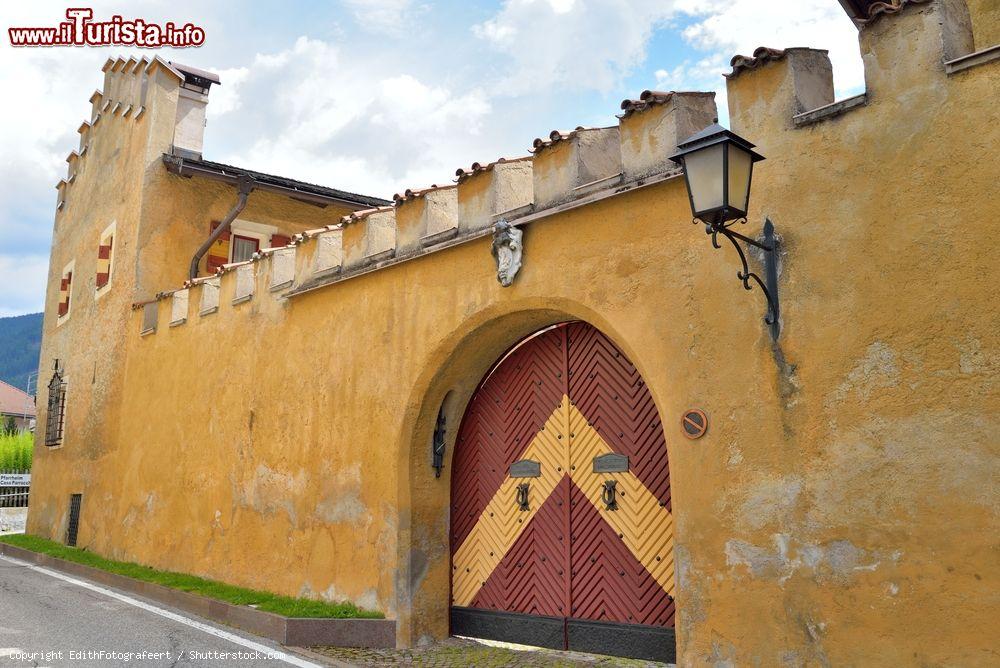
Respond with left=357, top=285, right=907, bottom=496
left=0, top=542, right=395, bottom=649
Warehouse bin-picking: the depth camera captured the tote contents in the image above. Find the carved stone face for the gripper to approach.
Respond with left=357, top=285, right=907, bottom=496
left=491, top=221, right=523, bottom=287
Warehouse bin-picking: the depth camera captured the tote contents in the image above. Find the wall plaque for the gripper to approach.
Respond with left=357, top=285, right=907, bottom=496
left=593, top=453, right=629, bottom=473
left=509, top=459, right=541, bottom=478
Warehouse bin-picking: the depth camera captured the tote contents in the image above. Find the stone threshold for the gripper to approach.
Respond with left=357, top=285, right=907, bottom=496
left=0, top=542, right=396, bottom=649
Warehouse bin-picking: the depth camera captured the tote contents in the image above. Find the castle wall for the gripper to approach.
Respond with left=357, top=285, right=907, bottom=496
left=29, top=2, right=999, bottom=664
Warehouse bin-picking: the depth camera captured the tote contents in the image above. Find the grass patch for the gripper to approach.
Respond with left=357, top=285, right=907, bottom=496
left=0, top=431, right=32, bottom=470
left=0, top=533, right=383, bottom=619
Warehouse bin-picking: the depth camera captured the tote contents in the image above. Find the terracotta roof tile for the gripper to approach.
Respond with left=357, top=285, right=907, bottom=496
left=392, top=183, right=455, bottom=204
left=340, top=205, right=395, bottom=225
left=296, top=224, right=342, bottom=242
left=530, top=126, right=598, bottom=153
left=619, top=90, right=675, bottom=117
left=725, top=47, right=788, bottom=79
left=454, top=156, right=532, bottom=183
left=618, top=90, right=714, bottom=118
left=838, top=0, right=930, bottom=26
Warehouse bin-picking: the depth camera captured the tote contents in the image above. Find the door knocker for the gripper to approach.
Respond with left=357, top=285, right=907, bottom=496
left=516, top=482, right=530, bottom=511
left=602, top=480, right=618, bottom=511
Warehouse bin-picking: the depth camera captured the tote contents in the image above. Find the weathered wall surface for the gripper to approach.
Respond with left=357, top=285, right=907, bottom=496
left=968, top=0, right=1000, bottom=47
left=29, top=59, right=366, bottom=558
left=709, top=4, right=998, bottom=666
left=135, top=175, right=356, bottom=299
left=29, top=61, right=174, bottom=538
left=30, top=2, right=999, bottom=666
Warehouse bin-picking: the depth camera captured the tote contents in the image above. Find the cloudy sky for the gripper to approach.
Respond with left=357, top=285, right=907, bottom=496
left=0, top=1, right=862, bottom=316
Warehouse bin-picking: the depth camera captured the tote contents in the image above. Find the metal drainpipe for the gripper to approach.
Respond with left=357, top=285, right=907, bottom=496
left=188, top=175, right=255, bottom=280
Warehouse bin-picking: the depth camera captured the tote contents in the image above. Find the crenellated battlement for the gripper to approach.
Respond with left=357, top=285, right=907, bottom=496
left=122, top=0, right=998, bottom=347
left=727, top=0, right=997, bottom=134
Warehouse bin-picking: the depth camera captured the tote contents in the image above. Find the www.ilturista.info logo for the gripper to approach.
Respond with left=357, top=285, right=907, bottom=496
left=9, top=8, right=205, bottom=48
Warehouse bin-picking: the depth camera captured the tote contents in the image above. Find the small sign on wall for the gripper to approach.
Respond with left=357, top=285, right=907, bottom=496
left=682, top=409, right=708, bottom=439
left=0, top=473, right=30, bottom=486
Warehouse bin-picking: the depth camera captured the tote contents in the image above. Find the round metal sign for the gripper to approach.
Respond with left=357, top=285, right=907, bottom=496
left=682, top=409, right=708, bottom=439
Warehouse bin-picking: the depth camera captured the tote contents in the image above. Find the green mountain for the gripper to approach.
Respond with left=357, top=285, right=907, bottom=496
left=0, top=312, right=43, bottom=394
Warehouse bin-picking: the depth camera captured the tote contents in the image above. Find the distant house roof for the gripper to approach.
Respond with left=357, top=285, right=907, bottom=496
left=162, top=154, right=390, bottom=209
left=0, top=380, right=35, bottom=418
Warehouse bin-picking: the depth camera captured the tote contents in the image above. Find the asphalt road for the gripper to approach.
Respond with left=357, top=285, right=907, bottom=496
left=0, top=554, right=327, bottom=668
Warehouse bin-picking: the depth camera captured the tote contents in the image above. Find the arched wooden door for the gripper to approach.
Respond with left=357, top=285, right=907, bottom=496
left=450, top=322, right=675, bottom=662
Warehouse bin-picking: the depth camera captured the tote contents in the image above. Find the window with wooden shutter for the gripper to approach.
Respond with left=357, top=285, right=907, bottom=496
left=95, top=224, right=115, bottom=291
left=57, top=262, right=74, bottom=320
left=270, top=233, right=291, bottom=248
left=206, top=220, right=230, bottom=273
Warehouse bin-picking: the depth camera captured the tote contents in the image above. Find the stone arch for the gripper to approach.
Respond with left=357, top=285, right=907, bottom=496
left=392, top=297, right=676, bottom=648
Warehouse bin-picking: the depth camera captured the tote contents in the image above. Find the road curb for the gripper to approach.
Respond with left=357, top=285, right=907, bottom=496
left=0, top=542, right=396, bottom=650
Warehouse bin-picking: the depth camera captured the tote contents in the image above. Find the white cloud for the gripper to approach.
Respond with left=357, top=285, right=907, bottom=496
left=0, top=255, right=49, bottom=316
left=204, top=37, right=493, bottom=196
left=678, top=0, right=862, bottom=96
left=472, top=0, right=682, bottom=95
left=341, top=0, right=424, bottom=36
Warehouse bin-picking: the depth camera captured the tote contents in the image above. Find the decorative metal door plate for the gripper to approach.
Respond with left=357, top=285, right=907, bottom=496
left=593, top=453, right=629, bottom=473
left=510, top=459, right=541, bottom=478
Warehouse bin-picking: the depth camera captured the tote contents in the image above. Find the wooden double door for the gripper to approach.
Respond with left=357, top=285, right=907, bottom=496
left=450, top=322, right=676, bottom=662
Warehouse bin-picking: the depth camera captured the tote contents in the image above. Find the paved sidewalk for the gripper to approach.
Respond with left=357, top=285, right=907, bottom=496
left=0, top=553, right=321, bottom=667
left=311, top=637, right=671, bottom=667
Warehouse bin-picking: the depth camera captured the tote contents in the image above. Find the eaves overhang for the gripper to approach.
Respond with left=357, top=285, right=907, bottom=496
left=162, top=154, right=390, bottom=210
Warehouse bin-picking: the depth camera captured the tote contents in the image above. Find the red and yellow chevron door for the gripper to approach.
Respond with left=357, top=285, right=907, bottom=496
left=450, top=322, right=676, bottom=662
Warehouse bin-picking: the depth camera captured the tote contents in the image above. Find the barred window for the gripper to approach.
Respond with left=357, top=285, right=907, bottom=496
left=45, top=363, right=66, bottom=447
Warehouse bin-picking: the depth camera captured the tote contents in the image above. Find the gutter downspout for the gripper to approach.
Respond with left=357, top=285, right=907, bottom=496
left=189, top=175, right=254, bottom=280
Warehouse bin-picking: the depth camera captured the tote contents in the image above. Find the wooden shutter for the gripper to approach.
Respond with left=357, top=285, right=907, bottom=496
left=206, top=221, right=230, bottom=273
left=270, top=233, right=291, bottom=248
left=96, top=235, right=113, bottom=288
left=58, top=272, right=72, bottom=316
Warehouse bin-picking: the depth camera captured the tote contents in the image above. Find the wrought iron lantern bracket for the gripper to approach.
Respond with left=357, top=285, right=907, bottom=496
left=697, top=215, right=781, bottom=340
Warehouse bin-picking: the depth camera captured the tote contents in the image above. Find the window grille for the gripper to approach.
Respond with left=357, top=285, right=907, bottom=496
left=45, top=362, right=66, bottom=447
left=66, top=493, right=82, bottom=546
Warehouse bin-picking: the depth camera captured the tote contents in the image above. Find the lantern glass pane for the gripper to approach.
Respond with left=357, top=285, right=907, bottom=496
left=684, top=143, right=725, bottom=215
left=727, top=144, right=753, bottom=214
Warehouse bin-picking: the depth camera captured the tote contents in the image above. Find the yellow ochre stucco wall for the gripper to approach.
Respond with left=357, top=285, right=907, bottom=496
left=29, top=3, right=998, bottom=665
